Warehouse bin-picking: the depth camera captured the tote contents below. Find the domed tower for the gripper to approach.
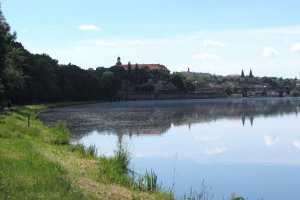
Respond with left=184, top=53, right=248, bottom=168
left=116, top=56, right=122, bottom=66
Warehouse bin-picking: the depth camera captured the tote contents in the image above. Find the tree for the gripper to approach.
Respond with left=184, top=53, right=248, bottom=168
left=224, top=84, right=234, bottom=96
left=184, top=77, right=195, bottom=91
left=170, top=72, right=185, bottom=91
left=0, top=5, right=16, bottom=71
left=0, top=6, right=20, bottom=103
left=2, top=46, right=27, bottom=103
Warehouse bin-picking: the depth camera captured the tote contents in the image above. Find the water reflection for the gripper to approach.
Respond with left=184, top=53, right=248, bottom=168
left=39, top=98, right=300, bottom=139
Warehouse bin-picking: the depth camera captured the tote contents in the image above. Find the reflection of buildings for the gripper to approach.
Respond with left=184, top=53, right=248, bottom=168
left=116, top=127, right=169, bottom=143
left=116, top=127, right=169, bottom=141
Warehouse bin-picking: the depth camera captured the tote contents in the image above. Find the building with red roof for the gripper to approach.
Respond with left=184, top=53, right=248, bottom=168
left=115, top=56, right=169, bottom=71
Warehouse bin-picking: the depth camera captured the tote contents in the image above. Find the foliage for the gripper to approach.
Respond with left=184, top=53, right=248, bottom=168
left=98, top=142, right=166, bottom=194
left=70, top=143, right=98, bottom=158
left=224, top=84, right=234, bottom=96
left=170, top=72, right=186, bottom=91
left=291, top=91, right=300, bottom=97
left=47, top=121, right=70, bottom=145
left=98, top=142, right=131, bottom=186
left=131, top=170, right=160, bottom=192
left=230, top=193, right=245, bottom=200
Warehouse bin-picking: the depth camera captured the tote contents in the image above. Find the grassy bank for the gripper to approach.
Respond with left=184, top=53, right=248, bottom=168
left=0, top=106, right=173, bottom=200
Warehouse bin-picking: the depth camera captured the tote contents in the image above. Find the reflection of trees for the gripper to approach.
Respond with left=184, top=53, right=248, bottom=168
left=39, top=98, right=300, bottom=139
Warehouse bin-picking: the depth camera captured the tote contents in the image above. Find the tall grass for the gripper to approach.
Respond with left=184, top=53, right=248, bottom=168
left=181, top=181, right=214, bottom=200
left=49, top=121, right=70, bottom=145
left=0, top=135, right=87, bottom=200
left=0, top=107, right=96, bottom=199
left=97, top=141, right=165, bottom=194
left=229, top=194, right=246, bottom=200
left=98, top=141, right=131, bottom=185
left=114, top=140, right=131, bottom=174
left=70, top=143, right=98, bottom=158
left=131, top=169, right=160, bottom=192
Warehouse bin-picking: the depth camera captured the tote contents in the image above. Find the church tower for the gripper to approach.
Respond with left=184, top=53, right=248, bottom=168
left=116, top=56, right=122, bottom=66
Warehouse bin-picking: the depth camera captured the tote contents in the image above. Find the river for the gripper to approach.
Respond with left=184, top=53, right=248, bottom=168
left=39, top=98, right=300, bottom=200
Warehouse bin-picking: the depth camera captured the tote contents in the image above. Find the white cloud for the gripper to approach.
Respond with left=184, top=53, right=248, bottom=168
left=291, top=43, right=300, bottom=52
left=132, top=40, right=144, bottom=46
left=204, top=39, right=225, bottom=48
left=264, top=135, right=279, bottom=146
left=193, top=53, right=220, bottom=60
left=262, top=47, right=279, bottom=57
left=78, top=24, right=101, bottom=31
left=293, top=140, right=300, bottom=150
left=96, top=40, right=114, bottom=46
left=204, top=147, right=227, bottom=155
left=194, top=134, right=220, bottom=142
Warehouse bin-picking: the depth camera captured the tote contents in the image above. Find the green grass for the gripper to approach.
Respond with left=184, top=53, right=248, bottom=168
left=0, top=139, right=87, bottom=200
left=49, top=121, right=70, bottom=145
left=98, top=142, right=164, bottom=193
left=131, top=170, right=160, bottom=192
left=70, top=143, right=98, bottom=158
left=0, top=110, right=92, bottom=199
left=0, top=106, right=173, bottom=199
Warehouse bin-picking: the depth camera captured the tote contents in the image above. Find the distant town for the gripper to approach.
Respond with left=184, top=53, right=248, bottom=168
left=100, top=56, right=300, bottom=100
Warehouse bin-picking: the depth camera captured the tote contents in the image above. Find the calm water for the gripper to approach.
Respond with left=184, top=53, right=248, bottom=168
left=39, top=98, right=300, bottom=200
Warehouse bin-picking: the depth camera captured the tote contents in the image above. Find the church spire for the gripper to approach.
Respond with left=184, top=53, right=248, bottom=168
left=116, top=56, right=122, bottom=66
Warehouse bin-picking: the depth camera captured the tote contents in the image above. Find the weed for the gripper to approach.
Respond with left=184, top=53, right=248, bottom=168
left=70, top=143, right=98, bottom=158
left=131, top=170, right=160, bottom=192
left=98, top=142, right=131, bottom=186
left=49, top=121, right=70, bottom=145
left=230, top=193, right=246, bottom=200
left=181, top=181, right=214, bottom=200
left=86, top=145, right=97, bottom=157
left=70, top=143, right=86, bottom=155
left=114, top=141, right=131, bottom=174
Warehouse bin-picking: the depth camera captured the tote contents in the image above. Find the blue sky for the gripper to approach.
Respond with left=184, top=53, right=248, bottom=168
left=1, top=0, right=300, bottom=77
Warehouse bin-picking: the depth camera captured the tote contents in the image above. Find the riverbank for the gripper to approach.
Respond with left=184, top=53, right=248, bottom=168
left=0, top=105, right=173, bottom=200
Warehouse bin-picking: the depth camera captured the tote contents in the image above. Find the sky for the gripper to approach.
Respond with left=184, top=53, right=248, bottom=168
left=1, top=0, right=300, bottom=78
